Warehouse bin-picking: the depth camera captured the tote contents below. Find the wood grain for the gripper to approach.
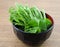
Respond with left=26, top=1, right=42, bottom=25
left=0, top=0, right=60, bottom=47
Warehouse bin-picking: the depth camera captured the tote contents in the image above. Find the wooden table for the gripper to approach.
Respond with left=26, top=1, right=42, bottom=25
left=0, top=0, right=60, bottom=47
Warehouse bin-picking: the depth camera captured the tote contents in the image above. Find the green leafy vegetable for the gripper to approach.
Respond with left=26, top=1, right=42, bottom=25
left=9, top=3, right=52, bottom=33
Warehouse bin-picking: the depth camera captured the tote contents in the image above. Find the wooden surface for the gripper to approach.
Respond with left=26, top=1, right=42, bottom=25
left=0, top=0, right=60, bottom=47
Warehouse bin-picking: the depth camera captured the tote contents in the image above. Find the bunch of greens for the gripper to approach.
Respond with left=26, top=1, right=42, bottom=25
left=9, top=3, right=52, bottom=33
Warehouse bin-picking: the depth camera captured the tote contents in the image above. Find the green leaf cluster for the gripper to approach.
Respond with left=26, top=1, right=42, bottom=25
left=9, top=3, right=52, bottom=33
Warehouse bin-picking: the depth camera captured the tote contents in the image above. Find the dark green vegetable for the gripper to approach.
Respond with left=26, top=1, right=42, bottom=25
left=9, top=3, right=52, bottom=33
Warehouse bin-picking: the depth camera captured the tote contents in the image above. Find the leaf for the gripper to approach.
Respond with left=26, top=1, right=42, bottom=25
left=30, top=7, right=43, bottom=19
left=25, top=27, right=41, bottom=33
left=9, top=3, right=52, bottom=33
left=46, top=18, right=52, bottom=27
left=39, top=20, right=47, bottom=31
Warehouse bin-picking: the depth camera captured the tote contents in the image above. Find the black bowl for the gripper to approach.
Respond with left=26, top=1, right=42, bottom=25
left=13, top=13, right=54, bottom=45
